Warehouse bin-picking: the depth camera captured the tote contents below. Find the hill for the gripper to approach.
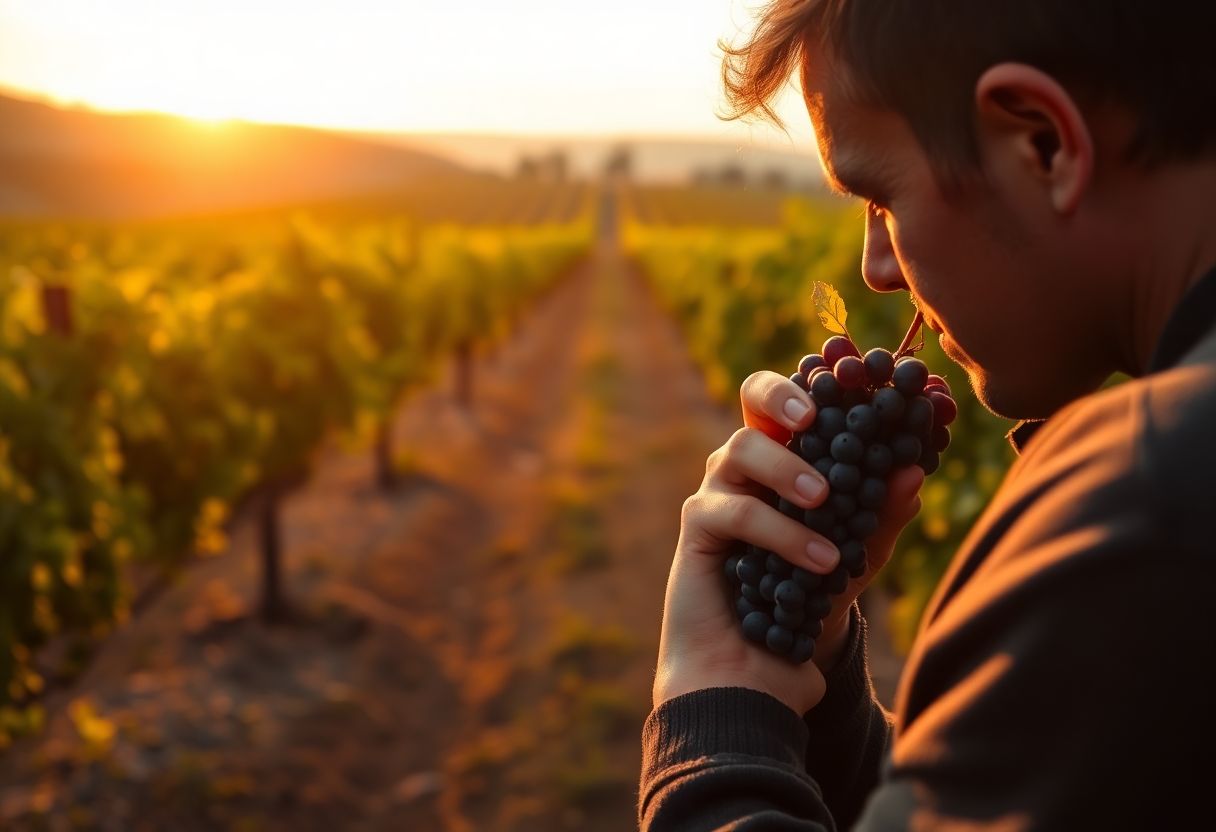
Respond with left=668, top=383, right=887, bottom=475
left=0, top=92, right=466, bottom=219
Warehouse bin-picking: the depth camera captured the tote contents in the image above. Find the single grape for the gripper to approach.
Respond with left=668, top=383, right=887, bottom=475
left=799, top=354, right=828, bottom=376
left=932, top=424, right=952, bottom=453
left=928, top=390, right=958, bottom=427
left=790, top=633, right=815, bottom=663
left=903, top=396, right=934, bottom=435
left=824, top=566, right=850, bottom=594
left=774, top=605, right=806, bottom=629
left=724, top=554, right=742, bottom=583
left=919, top=447, right=941, bottom=475
left=813, top=456, right=835, bottom=479
left=742, top=610, right=773, bottom=643
left=759, top=572, right=781, bottom=601
left=822, top=335, right=861, bottom=368
left=774, top=579, right=806, bottom=609
left=810, top=371, right=842, bottom=407
left=830, top=432, right=865, bottom=464
left=791, top=567, right=822, bottom=592
left=863, top=348, right=895, bottom=386
left=766, top=624, right=795, bottom=654
left=737, top=552, right=764, bottom=585
left=741, top=582, right=764, bottom=605
left=848, top=510, right=879, bottom=539
left=839, top=539, right=867, bottom=572
left=815, top=406, right=847, bottom=438
left=926, top=373, right=952, bottom=395
left=871, top=387, right=906, bottom=424
left=847, top=559, right=867, bottom=579
left=736, top=594, right=760, bottom=619
left=790, top=371, right=810, bottom=392
left=803, top=507, right=835, bottom=535
left=924, top=383, right=950, bottom=398
left=891, top=434, right=923, bottom=466
left=834, top=355, right=867, bottom=390
left=799, top=432, right=830, bottom=461
left=831, top=524, right=850, bottom=545
left=842, top=388, right=869, bottom=410
left=846, top=404, right=879, bottom=440
left=805, top=592, right=833, bottom=619
left=857, top=477, right=888, bottom=509
left=829, top=462, right=861, bottom=493
left=801, top=618, right=824, bottom=639
left=863, top=443, right=894, bottom=476
left=893, top=357, right=929, bottom=396
left=829, top=493, right=858, bottom=518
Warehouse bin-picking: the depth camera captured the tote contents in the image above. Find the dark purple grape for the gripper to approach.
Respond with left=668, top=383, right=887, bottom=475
left=847, top=559, right=867, bottom=579
left=834, top=355, right=866, bottom=390
left=759, top=572, right=780, bottom=601
left=801, top=618, right=824, bottom=639
left=774, top=605, right=805, bottom=628
left=810, top=371, right=842, bottom=407
left=842, top=388, right=869, bottom=410
left=774, top=580, right=806, bottom=609
left=891, top=433, right=923, bottom=466
left=766, top=553, right=793, bottom=577
left=857, top=477, right=888, bottom=509
left=863, top=443, right=893, bottom=476
left=790, top=371, right=810, bottom=392
left=799, top=432, right=830, bottom=461
left=791, top=567, right=822, bottom=592
left=926, top=373, right=952, bottom=395
left=828, top=462, right=861, bottom=493
left=736, top=594, right=760, bottom=619
left=847, top=510, right=879, bottom=539
left=871, top=387, right=906, bottom=424
left=829, top=493, right=857, bottom=518
left=799, top=354, right=828, bottom=376
left=824, top=566, right=850, bottom=594
left=741, top=582, right=764, bottom=605
left=831, top=524, right=850, bottom=544
left=839, top=539, right=867, bottom=572
left=790, top=633, right=815, bottom=663
left=803, top=507, right=834, bottom=535
left=919, top=448, right=941, bottom=475
left=822, top=335, right=860, bottom=368
left=805, top=592, right=833, bottom=618
left=928, top=390, right=957, bottom=427
left=846, top=404, right=879, bottom=440
left=813, top=456, right=834, bottom=478
left=742, top=611, right=772, bottom=643
left=737, top=553, right=764, bottom=585
left=830, top=432, right=865, bottom=464
left=903, top=396, right=934, bottom=435
left=863, top=348, right=895, bottom=386
left=932, top=424, right=951, bottom=453
left=724, top=554, right=742, bottom=582
left=766, top=624, right=794, bottom=654
left=892, top=357, right=929, bottom=396
left=815, top=406, right=846, bottom=438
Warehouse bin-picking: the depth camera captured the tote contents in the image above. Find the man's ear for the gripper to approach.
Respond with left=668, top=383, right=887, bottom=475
left=974, top=63, right=1093, bottom=215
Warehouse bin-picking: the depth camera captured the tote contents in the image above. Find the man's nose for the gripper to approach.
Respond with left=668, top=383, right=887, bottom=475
left=861, top=210, right=907, bottom=293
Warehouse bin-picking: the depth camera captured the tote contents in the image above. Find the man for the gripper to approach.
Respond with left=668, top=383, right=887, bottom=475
left=641, top=1, right=1216, bottom=828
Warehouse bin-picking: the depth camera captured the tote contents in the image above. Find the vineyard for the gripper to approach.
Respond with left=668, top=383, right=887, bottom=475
left=0, top=176, right=1022, bottom=830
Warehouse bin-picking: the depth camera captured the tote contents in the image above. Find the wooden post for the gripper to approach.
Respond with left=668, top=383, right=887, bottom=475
left=374, top=419, right=396, bottom=490
left=455, top=340, right=473, bottom=408
left=259, top=482, right=284, bottom=623
left=41, top=284, right=73, bottom=336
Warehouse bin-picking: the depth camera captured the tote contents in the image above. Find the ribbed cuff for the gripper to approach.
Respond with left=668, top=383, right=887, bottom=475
left=641, top=687, right=810, bottom=785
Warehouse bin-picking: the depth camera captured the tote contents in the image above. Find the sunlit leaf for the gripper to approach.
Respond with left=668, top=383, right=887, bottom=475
left=811, top=280, right=849, bottom=336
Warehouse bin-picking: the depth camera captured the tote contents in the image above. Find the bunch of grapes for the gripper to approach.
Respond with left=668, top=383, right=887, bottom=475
left=724, top=326, right=958, bottom=664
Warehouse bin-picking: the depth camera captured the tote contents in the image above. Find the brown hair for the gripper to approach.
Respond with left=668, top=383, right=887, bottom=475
left=721, top=1, right=1216, bottom=179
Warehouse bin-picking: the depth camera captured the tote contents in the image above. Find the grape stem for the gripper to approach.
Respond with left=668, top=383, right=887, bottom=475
left=893, top=310, right=924, bottom=360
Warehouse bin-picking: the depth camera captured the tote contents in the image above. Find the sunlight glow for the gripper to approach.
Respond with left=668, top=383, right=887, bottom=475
left=0, top=0, right=813, bottom=147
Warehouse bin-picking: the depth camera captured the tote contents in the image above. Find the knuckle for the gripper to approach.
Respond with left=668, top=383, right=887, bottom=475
left=728, top=493, right=759, bottom=530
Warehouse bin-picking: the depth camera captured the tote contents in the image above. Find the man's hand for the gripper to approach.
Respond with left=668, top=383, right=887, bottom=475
left=653, top=370, right=923, bottom=716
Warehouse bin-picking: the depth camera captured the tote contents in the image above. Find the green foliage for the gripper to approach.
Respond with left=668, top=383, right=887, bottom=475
left=0, top=208, right=593, bottom=718
left=624, top=197, right=1017, bottom=649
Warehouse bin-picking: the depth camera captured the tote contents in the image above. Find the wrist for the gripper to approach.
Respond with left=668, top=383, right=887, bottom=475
left=815, top=609, right=852, bottom=673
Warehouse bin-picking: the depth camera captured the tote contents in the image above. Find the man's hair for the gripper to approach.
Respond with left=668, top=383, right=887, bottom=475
left=722, top=0, right=1216, bottom=180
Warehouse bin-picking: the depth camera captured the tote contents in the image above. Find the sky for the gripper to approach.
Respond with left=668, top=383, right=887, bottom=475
left=0, top=0, right=817, bottom=151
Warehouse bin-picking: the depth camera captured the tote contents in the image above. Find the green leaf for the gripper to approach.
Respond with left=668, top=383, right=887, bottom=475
left=812, top=281, right=849, bottom=336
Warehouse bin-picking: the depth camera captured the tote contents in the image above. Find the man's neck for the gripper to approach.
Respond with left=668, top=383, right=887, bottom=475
left=1118, top=160, right=1216, bottom=377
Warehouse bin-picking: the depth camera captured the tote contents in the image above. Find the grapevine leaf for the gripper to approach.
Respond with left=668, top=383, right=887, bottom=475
left=812, top=281, right=850, bottom=337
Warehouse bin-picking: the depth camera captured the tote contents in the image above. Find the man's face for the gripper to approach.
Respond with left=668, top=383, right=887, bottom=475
left=801, top=52, right=1110, bottom=420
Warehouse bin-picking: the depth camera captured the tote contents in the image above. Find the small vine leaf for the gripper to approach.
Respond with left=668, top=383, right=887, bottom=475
left=812, top=281, right=849, bottom=336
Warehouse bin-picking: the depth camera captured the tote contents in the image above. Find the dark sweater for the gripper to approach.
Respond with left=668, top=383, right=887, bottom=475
left=640, top=265, right=1216, bottom=830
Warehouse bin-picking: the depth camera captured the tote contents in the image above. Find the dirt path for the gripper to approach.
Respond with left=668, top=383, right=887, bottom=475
left=0, top=186, right=903, bottom=831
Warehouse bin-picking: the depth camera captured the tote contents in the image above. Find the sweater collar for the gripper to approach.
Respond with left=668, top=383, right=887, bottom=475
left=1005, top=262, right=1216, bottom=455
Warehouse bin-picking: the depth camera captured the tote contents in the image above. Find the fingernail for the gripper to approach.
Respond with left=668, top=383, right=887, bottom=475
left=795, top=472, right=826, bottom=502
left=783, top=398, right=809, bottom=425
left=806, top=540, right=838, bottom=571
